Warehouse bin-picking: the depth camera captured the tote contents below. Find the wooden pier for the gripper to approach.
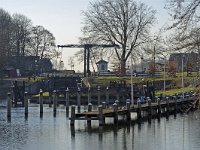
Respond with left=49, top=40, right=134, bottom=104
left=69, top=96, right=198, bottom=127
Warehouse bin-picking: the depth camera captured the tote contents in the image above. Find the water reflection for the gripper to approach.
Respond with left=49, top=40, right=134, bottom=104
left=0, top=105, right=200, bottom=150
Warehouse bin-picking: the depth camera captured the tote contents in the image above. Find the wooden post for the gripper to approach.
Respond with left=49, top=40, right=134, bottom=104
left=148, top=98, right=152, bottom=116
left=7, top=93, right=12, bottom=119
left=102, top=101, right=106, bottom=109
left=113, top=103, right=118, bottom=124
left=98, top=105, right=104, bottom=126
left=88, top=87, right=91, bottom=104
left=53, top=90, right=57, bottom=113
left=97, top=86, right=101, bottom=105
left=66, top=88, right=69, bottom=116
left=115, top=100, right=119, bottom=107
left=39, top=89, right=43, bottom=114
left=77, top=88, right=81, bottom=113
left=137, top=98, right=142, bottom=119
left=70, top=105, right=76, bottom=126
left=126, top=101, right=131, bottom=121
left=49, top=91, right=52, bottom=107
left=157, top=98, right=161, bottom=114
left=166, top=97, right=170, bottom=113
left=116, top=89, right=120, bottom=102
left=174, top=96, right=177, bottom=112
left=22, top=81, right=25, bottom=107
left=87, top=103, right=92, bottom=125
left=24, top=92, right=28, bottom=117
left=106, top=86, right=109, bottom=107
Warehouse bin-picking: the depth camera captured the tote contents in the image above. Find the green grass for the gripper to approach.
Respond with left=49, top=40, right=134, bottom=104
left=156, top=87, right=200, bottom=96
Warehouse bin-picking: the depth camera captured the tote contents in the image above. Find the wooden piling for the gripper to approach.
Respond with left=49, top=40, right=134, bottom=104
left=70, top=105, right=76, bottom=126
left=102, top=101, right=106, bottom=109
left=147, top=98, right=152, bottom=116
left=115, top=100, right=119, bottom=107
left=88, top=87, right=91, bottom=104
left=39, top=89, right=43, bottom=114
left=77, top=88, right=81, bottom=113
left=98, top=105, right=104, bottom=126
left=53, top=90, right=57, bottom=112
left=87, top=103, right=92, bottom=125
left=137, top=98, right=142, bottom=119
left=49, top=91, right=52, bottom=107
left=7, top=93, right=12, bottom=119
left=97, top=86, right=101, bottom=105
left=24, top=92, right=28, bottom=117
left=66, top=88, right=69, bottom=116
left=174, top=96, right=177, bottom=112
left=126, top=101, right=131, bottom=121
left=166, top=97, right=170, bottom=113
left=157, top=98, right=161, bottom=114
left=106, top=87, right=109, bottom=107
left=113, top=103, right=118, bottom=124
left=116, top=90, right=120, bottom=102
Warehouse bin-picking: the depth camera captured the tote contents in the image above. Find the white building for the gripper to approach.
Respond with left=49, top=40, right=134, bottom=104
left=96, top=59, right=108, bottom=73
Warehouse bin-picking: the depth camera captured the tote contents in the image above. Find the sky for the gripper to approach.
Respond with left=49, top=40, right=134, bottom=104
left=0, top=0, right=169, bottom=71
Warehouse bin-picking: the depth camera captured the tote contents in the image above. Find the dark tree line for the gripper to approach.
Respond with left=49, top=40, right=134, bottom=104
left=0, top=8, right=56, bottom=74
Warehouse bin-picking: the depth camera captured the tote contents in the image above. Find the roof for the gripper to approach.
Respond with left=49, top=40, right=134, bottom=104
left=96, top=59, right=108, bottom=64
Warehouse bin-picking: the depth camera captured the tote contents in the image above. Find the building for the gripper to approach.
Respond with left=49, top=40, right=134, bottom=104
left=96, top=59, right=108, bottom=73
left=5, top=56, right=53, bottom=77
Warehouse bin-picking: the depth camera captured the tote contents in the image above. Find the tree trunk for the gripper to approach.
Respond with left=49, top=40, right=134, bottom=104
left=120, top=59, right=126, bottom=76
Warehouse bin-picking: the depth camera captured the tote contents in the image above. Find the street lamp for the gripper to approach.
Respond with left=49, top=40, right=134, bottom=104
left=182, top=54, right=185, bottom=98
left=130, top=56, right=134, bottom=106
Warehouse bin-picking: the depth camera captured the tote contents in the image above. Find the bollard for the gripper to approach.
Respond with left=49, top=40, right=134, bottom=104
left=49, top=91, right=52, bottom=107
left=147, top=98, right=152, bottom=116
left=166, top=97, right=170, bottom=113
left=97, top=86, right=101, bottom=105
left=7, top=93, right=12, bottom=119
left=66, top=88, right=69, bottom=116
left=126, top=101, right=131, bottom=121
left=87, top=103, right=92, bottom=125
left=39, top=89, right=43, bottom=114
left=113, top=103, right=118, bottom=124
left=115, top=100, right=119, bottom=107
left=24, top=92, right=28, bottom=117
left=137, top=98, right=142, bottom=119
left=70, top=105, right=76, bottom=126
left=77, top=88, right=81, bottom=113
left=106, top=87, right=109, bottom=107
left=174, top=96, right=177, bottom=112
left=102, top=101, right=106, bottom=109
left=88, top=87, right=91, bottom=104
left=98, top=105, right=104, bottom=126
left=157, top=98, right=161, bottom=114
left=53, top=90, right=57, bottom=113
left=116, top=90, right=120, bottom=102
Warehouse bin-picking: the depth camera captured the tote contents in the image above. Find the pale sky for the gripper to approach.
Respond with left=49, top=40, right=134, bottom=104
left=0, top=0, right=169, bottom=71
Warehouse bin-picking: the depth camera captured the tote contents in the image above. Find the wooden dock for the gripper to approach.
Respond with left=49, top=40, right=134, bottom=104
left=69, top=96, right=198, bottom=127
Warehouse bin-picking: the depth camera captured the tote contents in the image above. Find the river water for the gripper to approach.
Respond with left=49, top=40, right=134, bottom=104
left=0, top=103, right=200, bottom=150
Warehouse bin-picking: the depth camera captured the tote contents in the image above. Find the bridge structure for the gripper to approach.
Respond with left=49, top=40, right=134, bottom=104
left=57, top=44, right=119, bottom=77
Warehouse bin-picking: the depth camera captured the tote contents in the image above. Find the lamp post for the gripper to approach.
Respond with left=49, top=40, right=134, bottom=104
left=163, top=54, right=168, bottom=97
left=182, top=54, right=185, bottom=98
left=130, top=56, right=134, bottom=106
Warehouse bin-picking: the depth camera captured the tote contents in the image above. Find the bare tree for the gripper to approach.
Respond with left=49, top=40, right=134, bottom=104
left=11, top=13, right=32, bottom=57
left=166, top=0, right=200, bottom=30
left=82, top=0, right=156, bottom=75
left=28, top=25, right=57, bottom=59
left=0, top=8, right=12, bottom=75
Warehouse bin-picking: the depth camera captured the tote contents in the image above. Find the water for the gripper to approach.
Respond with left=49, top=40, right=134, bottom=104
left=0, top=103, right=200, bottom=150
